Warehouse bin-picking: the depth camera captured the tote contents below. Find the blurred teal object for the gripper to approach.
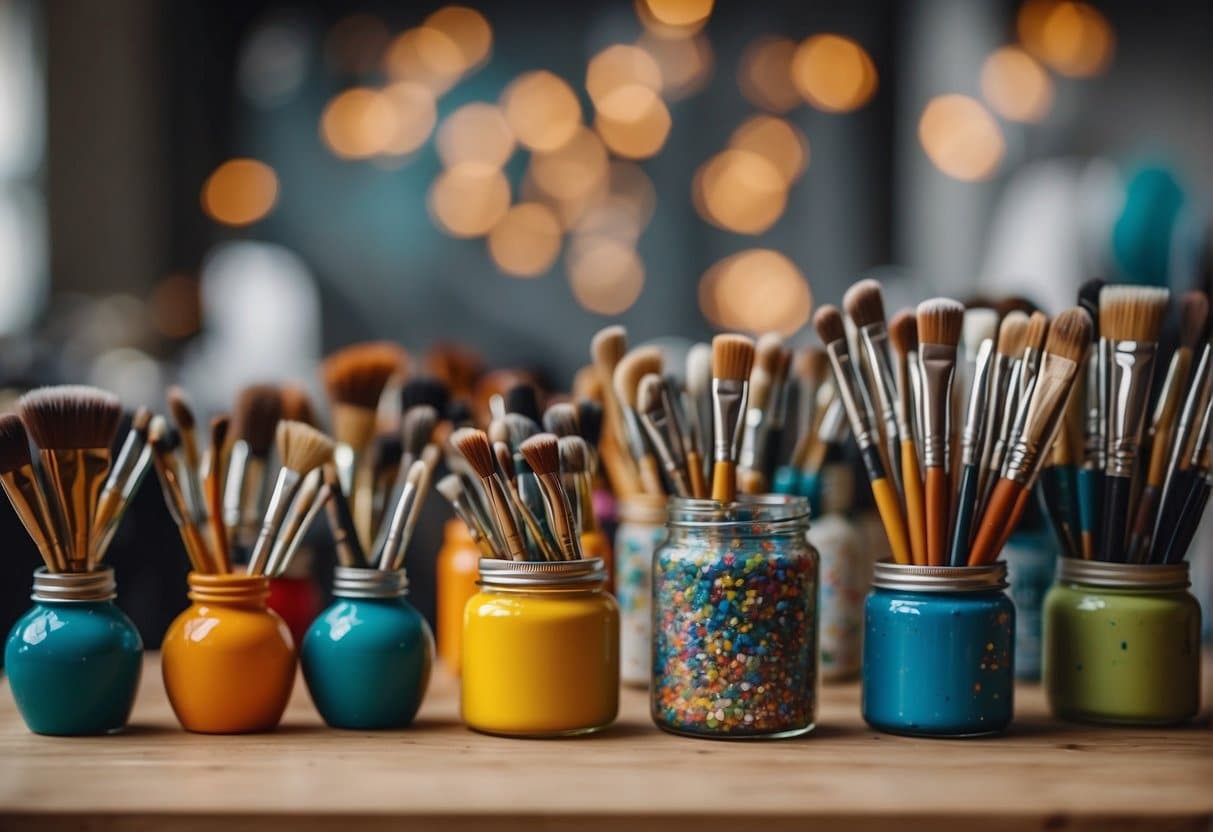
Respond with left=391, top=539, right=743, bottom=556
left=1003, top=529, right=1056, bottom=682
left=1112, top=165, right=1185, bottom=287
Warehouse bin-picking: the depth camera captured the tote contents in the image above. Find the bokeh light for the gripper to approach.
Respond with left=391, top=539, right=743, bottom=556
left=593, top=84, right=672, bottom=159
left=324, top=14, right=391, bottom=75
left=699, top=249, right=812, bottom=335
left=791, top=34, right=878, bottom=113
left=980, top=46, right=1053, bottom=123
left=383, top=26, right=465, bottom=95
left=500, top=70, right=583, bottom=152
left=201, top=158, right=279, bottom=226
left=320, top=87, right=398, bottom=159
left=424, top=6, right=493, bottom=73
left=529, top=125, right=609, bottom=203
left=634, top=0, right=713, bottom=38
left=637, top=32, right=714, bottom=99
left=1019, top=1, right=1114, bottom=78
left=738, top=36, right=801, bottom=114
left=380, top=81, right=438, bottom=156
left=488, top=202, right=562, bottom=277
left=427, top=162, right=511, bottom=238
left=693, top=149, right=787, bottom=235
left=567, top=236, right=646, bottom=315
left=728, top=115, right=809, bottom=185
left=522, top=170, right=607, bottom=230
left=918, top=94, right=1006, bottom=182
left=586, top=45, right=663, bottom=106
left=436, top=102, right=515, bottom=168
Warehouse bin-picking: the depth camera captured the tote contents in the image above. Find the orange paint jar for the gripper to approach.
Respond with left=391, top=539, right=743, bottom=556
left=436, top=519, right=481, bottom=673
left=162, top=573, right=296, bottom=734
left=579, top=529, right=613, bottom=585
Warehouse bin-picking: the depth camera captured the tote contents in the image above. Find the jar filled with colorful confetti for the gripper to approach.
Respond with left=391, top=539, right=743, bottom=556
left=461, top=558, right=619, bottom=737
left=863, top=561, right=1015, bottom=737
left=651, top=495, right=818, bottom=739
left=301, top=566, right=433, bottom=730
left=1043, top=559, right=1200, bottom=726
left=614, top=495, right=668, bottom=686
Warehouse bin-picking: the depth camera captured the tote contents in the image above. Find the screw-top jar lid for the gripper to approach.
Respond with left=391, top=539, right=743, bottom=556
left=333, top=566, right=409, bottom=598
left=478, top=558, right=606, bottom=588
left=872, top=560, right=1008, bottom=592
left=31, top=567, right=117, bottom=603
left=1056, top=557, right=1189, bottom=589
left=666, top=494, right=810, bottom=531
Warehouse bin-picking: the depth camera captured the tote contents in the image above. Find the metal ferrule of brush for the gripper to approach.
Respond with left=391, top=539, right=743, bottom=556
left=619, top=408, right=651, bottom=466
left=333, top=443, right=357, bottom=496
left=960, top=341, right=993, bottom=467
left=1097, top=338, right=1112, bottom=467
left=858, top=325, right=901, bottom=443
left=681, top=390, right=702, bottom=454
left=94, top=446, right=153, bottom=558
left=906, top=350, right=925, bottom=455
left=826, top=345, right=878, bottom=452
left=222, top=440, right=250, bottom=531
left=711, top=378, right=748, bottom=463
left=639, top=411, right=690, bottom=497
left=917, top=344, right=956, bottom=470
left=1104, top=341, right=1158, bottom=479
left=1083, top=348, right=1104, bottom=468
left=738, top=407, right=766, bottom=470
left=105, top=431, right=145, bottom=497
left=657, top=385, right=690, bottom=470
left=247, top=468, right=302, bottom=574
left=981, top=355, right=1010, bottom=449
left=378, top=481, right=419, bottom=569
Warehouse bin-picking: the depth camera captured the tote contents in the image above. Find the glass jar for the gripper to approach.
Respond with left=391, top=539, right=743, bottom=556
left=436, top=518, right=481, bottom=673
left=1044, top=559, right=1200, bottom=726
left=614, top=496, right=667, bottom=687
left=652, top=495, right=818, bottom=740
left=301, top=566, right=433, bottom=730
left=579, top=529, right=614, bottom=583
left=162, top=572, right=296, bottom=734
left=863, top=562, right=1015, bottom=738
left=4, top=568, right=142, bottom=736
left=809, top=463, right=869, bottom=682
left=462, top=558, right=618, bottom=737
left=1002, top=529, right=1056, bottom=681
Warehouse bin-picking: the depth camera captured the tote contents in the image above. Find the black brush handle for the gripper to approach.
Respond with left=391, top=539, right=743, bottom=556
left=1148, top=468, right=1196, bottom=564
left=1101, top=475, right=1133, bottom=562
left=1126, top=484, right=1160, bottom=563
left=1036, top=466, right=1080, bottom=559
left=948, top=463, right=980, bottom=567
left=1161, top=475, right=1209, bottom=564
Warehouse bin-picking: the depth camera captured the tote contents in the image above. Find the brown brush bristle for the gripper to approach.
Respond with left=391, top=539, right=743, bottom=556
left=280, top=385, right=318, bottom=426
left=132, top=407, right=153, bottom=439
left=1178, top=291, right=1210, bottom=349
left=209, top=414, right=230, bottom=455
left=637, top=373, right=665, bottom=416
left=915, top=298, right=965, bottom=347
left=234, top=384, right=283, bottom=456
left=613, top=346, right=663, bottom=410
left=542, top=403, right=580, bottom=438
left=452, top=427, right=496, bottom=479
left=504, top=413, right=540, bottom=449
left=888, top=310, right=918, bottom=358
left=795, top=346, right=830, bottom=385
left=572, top=365, right=603, bottom=402
left=590, top=326, right=628, bottom=373
left=1043, top=307, right=1094, bottom=363
left=712, top=333, right=756, bottom=382
left=686, top=343, right=712, bottom=397
left=812, top=306, right=846, bottom=346
left=0, top=413, right=33, bottom=473
left=558, top=435, right=588, bottom=475
left=1024, top=311, right=1049, bottom=354
left=322, top=341, right=408, bottom=409
left=1099, top=286, right=1170, bottom=343
left=17, top=385, right=123, bottom=451
left=842, top=278, right=887, bottom=329
left=493, top=441, right=516, bottom=484
left=996, top=311, right=1030, bottom=358
left=519, top=433, right=560, bottom=476
left=753, top=333, right=784, bottom=379
left=166, top=386, right=196, bottom=431
left=402, top=405, right=438, bottom=456
left=276, top=420, right=335, bottom=473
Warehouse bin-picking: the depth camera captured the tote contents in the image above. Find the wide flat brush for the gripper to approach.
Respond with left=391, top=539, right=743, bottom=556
left=889, top=311, right=927, bottom=565
left=709, top=334, right=755, bottom=503
left=948, top=337, right=993, bottom=566
left=1076, top=279, right=1107, bottom=559
left=916, top=299, right=964, bottom=566
left=0, top=414, right=68, bottom=571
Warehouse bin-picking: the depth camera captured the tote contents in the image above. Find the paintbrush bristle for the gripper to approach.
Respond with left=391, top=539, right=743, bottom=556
left=166, top=386, right=196, bottom=432
left=962, top=308, right=999, bottom=358
left=915, top=299, right=965, bottom=347
left=712, top=334, right=756, bottom=382
left=559, top=435, right=589, bottom=475
left=1024, top=311, right=1049, bottom=354
left=234, top=384, right=283, bottom=456
left=451, top=427, right=496, bottom=479
left=543, top=402, right=580, bottom=438
left=209, top=414, right=230, bottom=455
left=842, top=278, right=887, bottom=329
left=614, top=346, right=663, bottom=410
left=888, top=310, right=918, bottom=357
left=1044, top=308, right=1094, bottom=363
left=795, top=346, right=830, bottom=385
left=576, top=399, right=603, bottom=447
left=685, top=343, right=712, bottom=397
left=637, top=373, right=666, bottom=417
left=400, top=377, right=450, bottom=413
left=280, top=385, right=318, bottom=426
left=590, top=325, right=628, bottom=374
left=149, top=415, right=181, bottom=453
left=436, top=473, right=465, bottom=504
left=402, top=405, right=439, bottom=457
left=519, top=433, right=561, bottom=476
left=504, top=413, right=541, bottom=449
left=322, top=341, right=408, bottom=409
left=276, top=420, right=335, bottom=473
left=996, top=311, right=1030, bottom=358
left=1178, top=291, right=1210, bottom=349
left=812, top=306, right=846, bottom=346
left=492, top=441, right=516, bottom=484
left=1077, top=278, right=1106, bottom=335
left=0, top=413, right=33, bottom=474
left=18, top=385, right=123, bottom=451
left=505, top=383, right=542, bottom=422
left=1100, top=286, right=1170, bottom=343
left=753, top=333, right=784, bottom=378
left=132, top=406, right=153, bottom=438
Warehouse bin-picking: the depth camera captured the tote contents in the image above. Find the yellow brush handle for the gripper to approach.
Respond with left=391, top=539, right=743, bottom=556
left=711, top=460, right=736, bottom=503
left=900, top=440, right=927, bottom=566
left=686, top=451, right=708, bottom=499
left=871, top=477, right=912, bottom=565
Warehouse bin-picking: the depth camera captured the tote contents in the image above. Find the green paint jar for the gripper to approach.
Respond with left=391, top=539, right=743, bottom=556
left=1043, top=559, right=1200, bottom=726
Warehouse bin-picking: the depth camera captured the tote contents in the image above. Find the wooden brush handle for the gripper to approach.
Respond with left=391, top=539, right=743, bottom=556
left=900, top=441, right=927, bottom=566
left=871, top=477, right=912, bottom=565
left=686, top=451, right=708, bottom=499
left=638, top=454, right=666, bottom=497
left=967, top=478, right=1024, bottom=566
left=989, top=487, right=1033, bottom=560
left=924, top=467, right=950, bottom=566
left=711, top=460, right=736, bottom=503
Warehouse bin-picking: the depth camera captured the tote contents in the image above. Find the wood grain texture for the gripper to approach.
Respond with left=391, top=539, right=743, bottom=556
left=0, top=654, right=1210, bottom=831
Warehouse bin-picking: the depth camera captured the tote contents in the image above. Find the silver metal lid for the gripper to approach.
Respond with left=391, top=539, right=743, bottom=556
left=478, top=558, right=606, bottom=589
left=31, top=567, right=117, bottom=603
left=666, top=494, right=810, bottom=531
left=872, top=560, right=1008, bottom=592
left=333, top=566, right=409, bottom=599
left=1056, top=557, right=1190, bottom=590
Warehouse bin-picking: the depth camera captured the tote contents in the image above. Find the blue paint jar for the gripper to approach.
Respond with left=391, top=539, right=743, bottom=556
left=301, top=566, right=434, bottom=730
left=863, top=561, right=1014, bottom=737
left=4, top=568, right=143, bottom=736
left=1002, top=530, right=1056, bottom=681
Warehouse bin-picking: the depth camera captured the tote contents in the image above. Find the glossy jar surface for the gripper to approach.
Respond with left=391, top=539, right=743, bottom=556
left=863, top=562, right=1014, bottom=738
left=1044, top=559, right=1200, bottom=726
left=302, top=567, right=433, bottom=730
left=614, top=496, right=667, bottom=687
left=268, top=575, right=323, bottom=647
left=436, top=519, right=481, bottom=673
left=162, top=572, right=296, bottom=734
left=1002, top=529, right=1056, bottom=681
left=652, top=496, right=818, bottom=739
left=462, top=558, right=619, bottom=737
left=4, top=569, right=142, bottom=736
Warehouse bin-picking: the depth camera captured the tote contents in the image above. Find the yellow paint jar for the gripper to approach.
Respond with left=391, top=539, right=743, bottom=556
left=461, top=558, right=619, bottom=737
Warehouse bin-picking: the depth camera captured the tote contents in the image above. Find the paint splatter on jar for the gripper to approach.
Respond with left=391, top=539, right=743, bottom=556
left=651, top=495, right=818, bottom=739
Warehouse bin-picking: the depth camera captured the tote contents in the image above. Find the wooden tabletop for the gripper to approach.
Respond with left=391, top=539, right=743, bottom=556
left=1, top=654, right=1210, bottom=831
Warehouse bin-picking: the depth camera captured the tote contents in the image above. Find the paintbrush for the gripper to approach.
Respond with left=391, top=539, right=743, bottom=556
left=558, top=435, right=595, bottom=534
left=816, top=306, right=912, bottom=564
left=505, top=383, right=543, bottom=425
left=915, top=299, right=964, bottom=566
left=591, top=325, right=643, bottom=497
left=383, top=443, right=442, bottom=570
left=223, top=384, right=282, bottom=552
left=709, top=334, right=755, bottom=503
left=738, top=333, right=784, bottom=495
left=888, top=311, right=927, bottom=565
left=521, top=433, right=584, bottom=561
left=614, top=346, right=667, bottom=495
left=1098, top=285, right=1170, bottom=562
left=18, top=385, right=123, bottom=572
left=148, top=416, right=215, bottom=573
left=264, top=468, right=323, bottom=577
left=1154, top=387, right=1213, bottom=564
left=779, top=347, right=830, bottom=495
left=280, top=384, right=319, bottom=426
left=543, top=402, right=583, bottom=499
left=637, top=373, right=691, bottom=497
left=199, top=414, right=231, bottom=570
left=376, top=460, right=427, bottom=571
left=494, top=440, right=561, bottom=561
left=372, top=404, right=438, bottom=554
left=269, top=483, right=333, bottom=579
left=167, top=386, right=206, bottom=525
left=91, top=407, right=153, bottom=562
left=453, top=428, right=527, bottom=561
left=0, top=414, right=68, bottom=572
left=322, top=464, right=367, bottom=568
left=1076, top=279, right=1107, bottom=559
left=685, top=342, right=713, bottom=496
left=844, top=280, right=905, bottom=499
left=797, top=396, right=849, bottom=504
left=436, top=473, right=501, bottom=559
left=1036, top=386, right=1084, bottom=560
left=761, top=346, right=794, bottom=484
left=497, top=412, right=551, bottom=557
left=956, top=309, right=999, bottom=479
left=968, top=308, right=1092, bottom=565
left=975, top=311, right=1028, bottom=516
left=948, top=336, right=994, bottom=566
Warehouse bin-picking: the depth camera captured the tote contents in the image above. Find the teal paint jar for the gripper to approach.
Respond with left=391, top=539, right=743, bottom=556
left=301, top=566, right=434, bottom=730
left=4, top=568, right=143, bottom=736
